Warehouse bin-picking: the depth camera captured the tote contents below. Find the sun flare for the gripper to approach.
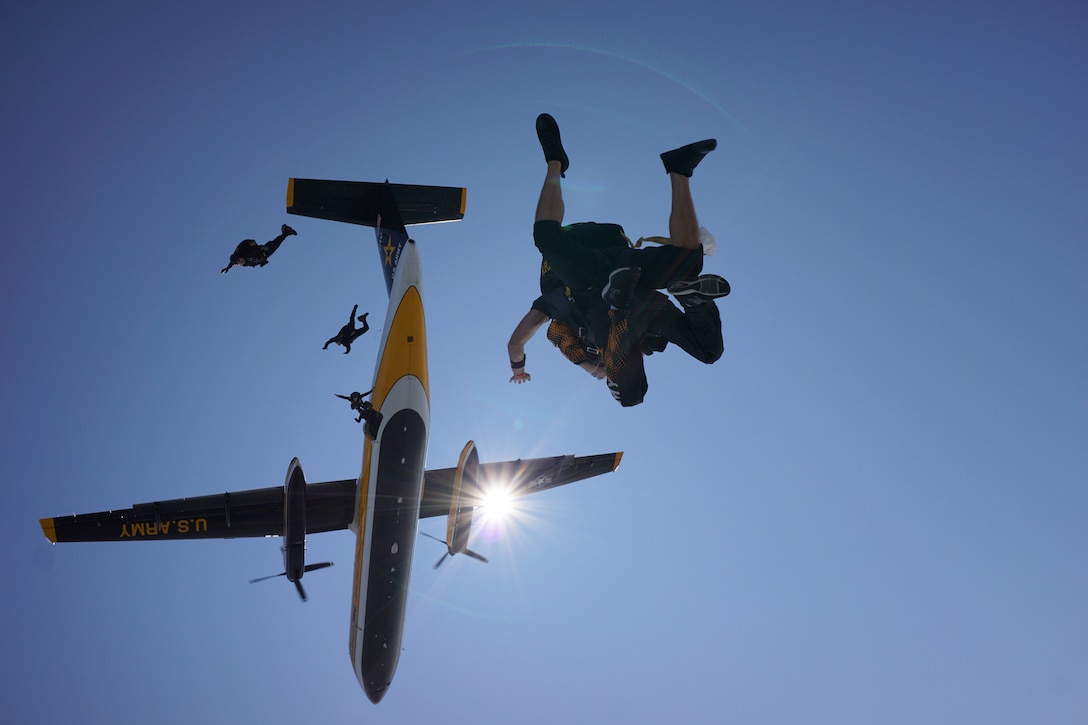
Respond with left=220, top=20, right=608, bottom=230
left=478, top=485, right=516, bottom=523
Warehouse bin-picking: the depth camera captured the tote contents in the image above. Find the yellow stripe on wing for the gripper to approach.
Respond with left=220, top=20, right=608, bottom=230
left=40, top=518, right=57, bottom=543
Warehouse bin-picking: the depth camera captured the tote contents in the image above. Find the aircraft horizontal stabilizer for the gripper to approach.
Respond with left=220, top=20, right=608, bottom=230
left=286, top=179, right=466, bottom=228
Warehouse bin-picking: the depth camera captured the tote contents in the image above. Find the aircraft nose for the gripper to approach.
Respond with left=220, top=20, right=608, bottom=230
left=364, top=682, right=388, bottom=704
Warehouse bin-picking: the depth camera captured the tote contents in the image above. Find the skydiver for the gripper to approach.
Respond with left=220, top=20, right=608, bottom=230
left=508, top=113, right=730, bottom=405
left=323, top=305, right=370, bottom=354
left=509, top=277, right=728, bottom=391
left=335, top=390, right=383, bottom=440
left=220, top=224, right=297, bottom=273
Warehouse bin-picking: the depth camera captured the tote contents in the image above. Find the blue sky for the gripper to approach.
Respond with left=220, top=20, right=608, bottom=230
left=4, top=1, right=1086, bottom=723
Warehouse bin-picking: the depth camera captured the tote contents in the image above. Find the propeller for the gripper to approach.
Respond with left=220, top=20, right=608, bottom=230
left=420, top=531, right=488, bottom=569
left=249, top=562, right=333, bottom=602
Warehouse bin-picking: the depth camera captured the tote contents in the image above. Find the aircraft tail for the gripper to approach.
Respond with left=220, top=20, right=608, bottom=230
left=286, top=179, right=466, bottom=294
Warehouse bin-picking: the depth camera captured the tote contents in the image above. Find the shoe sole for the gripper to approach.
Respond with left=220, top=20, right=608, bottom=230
left=669, top=274, right=730, bottom=299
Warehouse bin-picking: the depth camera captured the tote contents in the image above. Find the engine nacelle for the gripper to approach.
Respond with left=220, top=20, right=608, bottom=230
left=283, top=458, right=307, bottom=583
left=248, top=458, right=331, bottom=601
left=446, top=441, right=480, bottom=557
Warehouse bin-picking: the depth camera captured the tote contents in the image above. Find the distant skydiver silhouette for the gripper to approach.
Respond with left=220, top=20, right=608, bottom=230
left=335, top=390, right=382, bottom=440
left=323, top=305, right=370, bottom=354
left=220, top=224, right=297, bottom=273
left=508, top=113, right=729, bottom=406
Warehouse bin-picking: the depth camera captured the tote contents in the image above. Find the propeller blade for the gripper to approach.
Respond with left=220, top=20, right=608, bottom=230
left=422, top=530, right=487, bottom=566
left=251, top=562, right=330, bottom=602
left=249, top=572, right=287, bottom=584
left=420, top=531, right=447, bottom=546
left=464, top=548, right=489, bottom=564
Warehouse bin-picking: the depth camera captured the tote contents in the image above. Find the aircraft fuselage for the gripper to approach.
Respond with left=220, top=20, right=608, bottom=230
left=348, top=239, right=429, bottom=703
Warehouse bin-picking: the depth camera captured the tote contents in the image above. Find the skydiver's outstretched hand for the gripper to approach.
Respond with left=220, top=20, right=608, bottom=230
left=220, top=264, right=232, bottom=274
left=509, top=353, right=529, bottom=383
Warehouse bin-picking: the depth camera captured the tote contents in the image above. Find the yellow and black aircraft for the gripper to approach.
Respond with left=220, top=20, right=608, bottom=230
left=39, top=180, right=623, bottom=704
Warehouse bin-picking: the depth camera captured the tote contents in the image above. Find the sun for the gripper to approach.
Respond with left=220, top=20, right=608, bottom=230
left=478, top=485, right=516, bottom=524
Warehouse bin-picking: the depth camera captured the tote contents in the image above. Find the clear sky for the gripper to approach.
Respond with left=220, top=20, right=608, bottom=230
left=4, top=1, right=1086, bottom=723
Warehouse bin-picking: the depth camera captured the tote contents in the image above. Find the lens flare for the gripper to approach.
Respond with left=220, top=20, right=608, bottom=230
left=470, top=39, right=747, bottom=134
left=478, top=485, right=516, bottom=523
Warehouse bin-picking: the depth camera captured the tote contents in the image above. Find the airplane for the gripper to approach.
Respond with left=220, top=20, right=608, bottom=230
left=38, top=179, right=623, bottom=704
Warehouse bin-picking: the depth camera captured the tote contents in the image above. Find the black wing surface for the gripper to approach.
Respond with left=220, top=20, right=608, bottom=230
left=40, top=479, right=357, bottom=543
left=40, top=452, right=623, bottom=542
left=418, top=452, right=623, bottom=520
left=286, top=179, right=466, bottom=227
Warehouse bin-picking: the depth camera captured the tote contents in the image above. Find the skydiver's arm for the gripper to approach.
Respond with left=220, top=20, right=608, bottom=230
left=507, top=309, right=549, bottom=383
left=508, top=309, right=548, bottom=357
left=220, top=261, right=234, bottom=274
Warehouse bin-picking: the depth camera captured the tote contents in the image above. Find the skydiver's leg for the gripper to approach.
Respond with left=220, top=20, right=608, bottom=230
left=657, top=138, right=716, bottom=250
left=667, top=173, right=701, bottom=250
left=656, top=299, right=723, bottom=364
left=534, top=113, right=570, bottom=222
left=534, top=221, right=605, bottom=292
left=349, top=304, right=358, bottom=326
left=532, top=112, right=607, bottom=288
left=263, top=231, right=291, bottom=258
left=356, top=314, right=369, bottom=336
left=621, top=243, right=703, bottom=290
left=362, top=405, right=383, bottom=439
left=611, top=167, right=709, bottom=288
left=532, top=162, right=605, bottom=291
left=535, top=161, right=565, bottom=223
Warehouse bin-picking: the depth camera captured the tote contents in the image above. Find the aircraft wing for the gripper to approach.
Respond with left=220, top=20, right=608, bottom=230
left=39, top=479, right=357, bottom=543
left=417, top=452, right=623, bottom=520
left=39, top=452, right=624, bottom=542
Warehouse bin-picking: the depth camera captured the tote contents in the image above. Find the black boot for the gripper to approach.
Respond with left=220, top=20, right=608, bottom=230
left=536, top=113, right=570, bottom=177
left=660, top=139, right=717, bottom=177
